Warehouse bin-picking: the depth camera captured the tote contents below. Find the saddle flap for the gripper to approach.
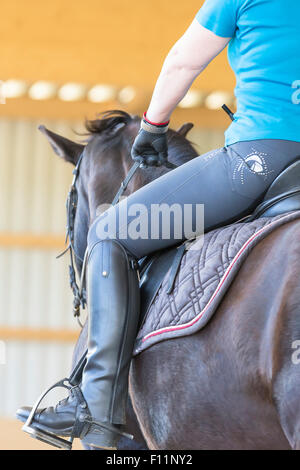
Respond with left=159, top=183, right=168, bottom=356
left=139, top=246, right=178, bottom=327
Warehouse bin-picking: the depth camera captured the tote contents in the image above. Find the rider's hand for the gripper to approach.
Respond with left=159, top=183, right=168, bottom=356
left=131, top=113, right=169, bottom=168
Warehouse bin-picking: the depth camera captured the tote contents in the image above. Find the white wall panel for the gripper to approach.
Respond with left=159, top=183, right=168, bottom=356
left=0, top=118, right=85, bottom=234
left=0, top=341, right=75, bottom=418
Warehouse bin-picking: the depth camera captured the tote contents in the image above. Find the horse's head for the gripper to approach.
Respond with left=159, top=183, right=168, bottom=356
left=40, top=110, right=197, bottom=272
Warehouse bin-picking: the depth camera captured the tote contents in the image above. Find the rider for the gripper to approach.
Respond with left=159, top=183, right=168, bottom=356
left=17, top=0, right=300, bottom=449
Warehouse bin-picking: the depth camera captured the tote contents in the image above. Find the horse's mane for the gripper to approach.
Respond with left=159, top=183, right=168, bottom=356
left=84, top=110, right=137, bottom=140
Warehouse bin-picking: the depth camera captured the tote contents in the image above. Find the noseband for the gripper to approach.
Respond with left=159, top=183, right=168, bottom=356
left=59, top=150, right=178, bottom=326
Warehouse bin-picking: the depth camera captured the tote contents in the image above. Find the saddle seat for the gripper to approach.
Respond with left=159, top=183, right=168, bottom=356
left=248, top=157, right=300, bottom=220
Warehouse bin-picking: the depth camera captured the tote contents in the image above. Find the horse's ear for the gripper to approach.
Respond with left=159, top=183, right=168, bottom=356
left=176, top=123, right=194, bottom=137
left=38, top=125, right=84, bottom=166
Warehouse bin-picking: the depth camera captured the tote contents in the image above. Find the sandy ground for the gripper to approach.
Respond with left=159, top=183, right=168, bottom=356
left=0, top=418, right=83, bottom=450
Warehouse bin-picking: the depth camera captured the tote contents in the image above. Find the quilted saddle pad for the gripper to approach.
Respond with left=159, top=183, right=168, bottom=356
left=133, top=210, right=300, bottom=356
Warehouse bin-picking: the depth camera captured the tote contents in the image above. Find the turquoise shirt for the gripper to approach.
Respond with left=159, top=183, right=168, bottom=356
left=196, top=0, right=300, bottom=146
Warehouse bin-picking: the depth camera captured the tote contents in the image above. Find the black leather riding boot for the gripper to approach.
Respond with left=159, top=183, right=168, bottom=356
left=80, top=239, right=140, bottom=448
left=16, top=239, right=140, bottom=450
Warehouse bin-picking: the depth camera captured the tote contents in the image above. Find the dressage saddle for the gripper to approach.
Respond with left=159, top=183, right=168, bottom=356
left=139, top=156, right=300, bottom=324
left=246, top=157, right=300, bottom=219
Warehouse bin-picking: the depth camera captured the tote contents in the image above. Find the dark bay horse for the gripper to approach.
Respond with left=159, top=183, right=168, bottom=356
left=41, top=111, right=300, bottom=450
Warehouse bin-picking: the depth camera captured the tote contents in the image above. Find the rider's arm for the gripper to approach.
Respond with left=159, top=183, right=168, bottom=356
left=146, top=19, right=231, bottom=124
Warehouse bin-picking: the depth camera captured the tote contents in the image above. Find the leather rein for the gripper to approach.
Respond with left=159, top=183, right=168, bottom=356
left=58, top=150, right=178, bottom=327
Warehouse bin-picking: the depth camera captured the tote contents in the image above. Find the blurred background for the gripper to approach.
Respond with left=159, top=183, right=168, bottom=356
left=0, top=0, right=235, bottom=449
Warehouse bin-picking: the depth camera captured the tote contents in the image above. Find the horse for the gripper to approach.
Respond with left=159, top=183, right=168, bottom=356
left=41, top=110, right=300, bottom=450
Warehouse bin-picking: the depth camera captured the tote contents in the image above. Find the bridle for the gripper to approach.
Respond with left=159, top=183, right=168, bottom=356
left=57, top=150, right=87, bottom=326
left=58, top=149, right=178, bottom=327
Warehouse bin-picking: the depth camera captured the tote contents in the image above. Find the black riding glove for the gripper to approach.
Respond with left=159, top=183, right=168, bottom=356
left=131, top=113, right=169, bottom=168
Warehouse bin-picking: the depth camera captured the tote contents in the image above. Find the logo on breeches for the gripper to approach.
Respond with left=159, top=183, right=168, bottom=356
left=233, top=149, right=274, bottom=185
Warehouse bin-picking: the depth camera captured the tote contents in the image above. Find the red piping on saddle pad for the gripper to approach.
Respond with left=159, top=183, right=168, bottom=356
left=142, top=214, right=290, bottom=343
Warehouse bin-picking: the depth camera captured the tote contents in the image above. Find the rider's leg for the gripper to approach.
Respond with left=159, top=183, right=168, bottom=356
left=91, top=139, right=300, bottom=258
left=78, top=139, right=300, bottom=448
left=17, top=139, right=300, bottom=448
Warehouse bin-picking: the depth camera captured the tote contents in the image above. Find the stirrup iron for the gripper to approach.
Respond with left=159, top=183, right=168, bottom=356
left=22, top=378, right=74, bottom=450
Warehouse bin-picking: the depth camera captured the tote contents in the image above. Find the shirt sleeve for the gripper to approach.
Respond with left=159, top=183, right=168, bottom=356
left=196, top=0, right=237, bottom=38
